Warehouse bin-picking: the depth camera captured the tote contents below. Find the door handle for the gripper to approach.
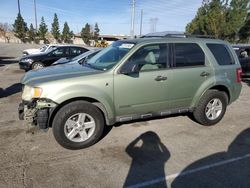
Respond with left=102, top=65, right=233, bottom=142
left=155, top=75, right=167, bottom=81
left=200, top=72, right=210, bottom=77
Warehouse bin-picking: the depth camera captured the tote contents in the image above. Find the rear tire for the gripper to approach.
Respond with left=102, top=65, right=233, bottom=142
left=193, top=90, right=228, bottom=126
left=32, top=62, right=44, bottom=70
left=52, top=101, right=104, bottom=150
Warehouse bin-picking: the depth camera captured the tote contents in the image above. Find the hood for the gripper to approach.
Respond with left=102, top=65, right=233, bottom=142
left=21, top=63, right=101, bottom=85
left=23, top=48, right=40, bottom=53
left=20, top=52, right=46, bottom=60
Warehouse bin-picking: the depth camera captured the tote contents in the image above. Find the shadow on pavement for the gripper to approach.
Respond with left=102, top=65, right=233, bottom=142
left=0, top=83, right=22, bottom=98
left=0, top=56, right=18, bottom=66
left=172, top=128, right=250, bottom=188
left=124, top=131, right=170, bottom=188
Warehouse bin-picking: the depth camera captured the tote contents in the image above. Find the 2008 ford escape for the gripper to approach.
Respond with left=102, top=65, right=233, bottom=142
left=18, top=36, right=242, bottom=149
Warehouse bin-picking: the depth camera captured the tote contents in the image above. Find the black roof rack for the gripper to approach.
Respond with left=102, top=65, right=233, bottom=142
left=141, top=32, right=216, bottom=39
left=185, top=34, right=217, bottom=39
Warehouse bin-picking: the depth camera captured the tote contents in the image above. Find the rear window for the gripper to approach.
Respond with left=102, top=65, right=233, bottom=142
left=207, top=44, right=235, bottom=65
left=174, top=43, right=205, bottom=67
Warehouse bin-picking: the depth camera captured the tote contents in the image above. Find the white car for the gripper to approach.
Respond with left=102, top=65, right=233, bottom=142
left=22, top=44, right=58, bottom=56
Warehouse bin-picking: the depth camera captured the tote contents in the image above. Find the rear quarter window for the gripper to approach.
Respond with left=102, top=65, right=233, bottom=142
left=207, top=43, right=235, bottom=65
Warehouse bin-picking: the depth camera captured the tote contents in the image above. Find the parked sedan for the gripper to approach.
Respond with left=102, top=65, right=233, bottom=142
left=52, top=48, right=102, bottom=66
left=19, top=45, right=89, bottom=71
left=23, top=44, right=59, bottom=56
left=233, top=45, right=250, bottom=80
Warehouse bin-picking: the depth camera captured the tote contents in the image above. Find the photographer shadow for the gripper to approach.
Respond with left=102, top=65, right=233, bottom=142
left=124, top=131, right=170, bottom=188
left=172, top=128, right=250, bottom=188
left=0, top=83, right=22, bottom=98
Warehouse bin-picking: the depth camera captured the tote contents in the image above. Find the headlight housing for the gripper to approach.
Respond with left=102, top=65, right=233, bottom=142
left=21, top=58, right=33, bottom=63
left=22, top=86, right=43, bottom=101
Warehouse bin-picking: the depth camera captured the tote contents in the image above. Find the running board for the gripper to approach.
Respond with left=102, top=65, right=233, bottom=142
left=116, top=108, right=191, bottom=122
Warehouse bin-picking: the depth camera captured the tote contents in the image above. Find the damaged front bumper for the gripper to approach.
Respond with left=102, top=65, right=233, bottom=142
left=18, top=99, right=57, bottom=129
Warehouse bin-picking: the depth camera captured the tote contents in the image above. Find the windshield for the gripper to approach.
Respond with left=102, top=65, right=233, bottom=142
left=86, top=41, right=135, bottom=70
left=40, top=45, right=48, bottom=52
left=46, top=46, right=58, bottom=54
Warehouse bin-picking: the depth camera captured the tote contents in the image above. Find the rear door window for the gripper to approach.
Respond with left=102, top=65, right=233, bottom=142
left=70, top=47, right=83, bottom=56
left=207, top=44, right=235, bottom=65
left=173, top=43, right=205, bottom=67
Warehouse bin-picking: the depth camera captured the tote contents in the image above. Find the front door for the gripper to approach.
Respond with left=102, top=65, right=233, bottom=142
left=114, top=43, right=172, bottom=117
left=46, top=47, right=69, bottom=65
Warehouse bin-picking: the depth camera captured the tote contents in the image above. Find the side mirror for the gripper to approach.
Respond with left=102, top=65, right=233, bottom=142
left=120, top=63, right=139, bottom=75
left=79, top=57, right=87, bottom=65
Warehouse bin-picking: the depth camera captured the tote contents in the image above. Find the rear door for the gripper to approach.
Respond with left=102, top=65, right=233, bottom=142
left=167, top=43, right=213, bottom=109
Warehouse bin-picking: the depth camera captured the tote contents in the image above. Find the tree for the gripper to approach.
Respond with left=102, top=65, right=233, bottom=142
left=186, top=0, right=226, bottom=38
left=51, top=13, right=60, bottom=41
left=81, top=23, right=91, bottom=45
left=224, top=0, right=249, bottom=41
left=38, top=17, right=48, bottom=41
left=93, top=22, right=100, bottom=41
left=61, top=22, right=73, bottom=43
left=185, top=0, right=249, bottom=42
left=239, top=13, right=250, bottom=42
left=186, top=4, right=208, bottom=35
left=0, top=22, right=12, bottom=43
left=28, top=23, right=36, bottom=42
left=12, top=13, right=28, bottom=42
left=205, top=0, right=226, bottom=38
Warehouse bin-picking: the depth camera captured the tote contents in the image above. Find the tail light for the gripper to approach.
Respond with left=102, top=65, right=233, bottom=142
left=236, top=68, right=242, bottom=83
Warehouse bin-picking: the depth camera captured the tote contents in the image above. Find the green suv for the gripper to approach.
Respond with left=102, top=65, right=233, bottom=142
left=18, top=36, right=242, bottom=149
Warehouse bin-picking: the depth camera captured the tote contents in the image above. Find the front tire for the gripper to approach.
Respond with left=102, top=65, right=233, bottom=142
left=32, top=62, right=44, bottom=70
left=193, top=90, right=228, bottom=126
left=52, top=101, right=104, bottom=150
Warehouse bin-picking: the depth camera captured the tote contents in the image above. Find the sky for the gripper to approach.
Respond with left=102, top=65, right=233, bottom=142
left=0, top=0, right=203, bottom=35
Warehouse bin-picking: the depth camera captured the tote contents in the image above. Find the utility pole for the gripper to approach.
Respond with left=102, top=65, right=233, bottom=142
left=139, top=9, right=143, bottom=36
left=34, top=0, right=38, bottom=31
left=150, top=18, right=158, bottom=33
left=17, top=0, right=21, bottom=14
left=130, top=0, right=135, bottom=38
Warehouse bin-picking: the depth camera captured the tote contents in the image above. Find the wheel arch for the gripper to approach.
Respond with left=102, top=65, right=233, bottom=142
left=48, top=97, right=114, bottom=128
left=209, top=85, right=230, bottom=103
left=191, top=83, right=232, bottom=109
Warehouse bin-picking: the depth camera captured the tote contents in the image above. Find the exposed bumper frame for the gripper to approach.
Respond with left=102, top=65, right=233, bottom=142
left=18, top=99, right=57, bottom=129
